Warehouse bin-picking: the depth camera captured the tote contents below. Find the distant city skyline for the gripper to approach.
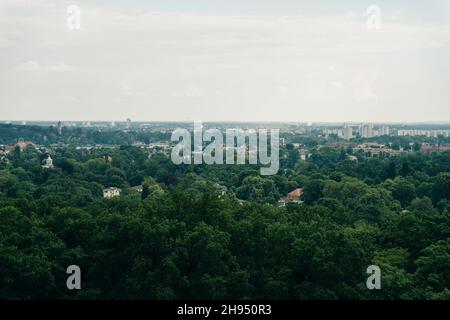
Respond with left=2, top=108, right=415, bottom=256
left=1, top=0, right=450, bottom=122
left=4, top=120, right=450, bottom=126
left=0, top=119, right=450, bottom=127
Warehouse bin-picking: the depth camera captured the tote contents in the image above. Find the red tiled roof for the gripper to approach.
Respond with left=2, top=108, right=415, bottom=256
left=16, top=141, right=35, bottom=150
left=286, top=188, right=303, bottom=201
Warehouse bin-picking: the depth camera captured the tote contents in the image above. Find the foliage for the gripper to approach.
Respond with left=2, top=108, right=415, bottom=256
left=0, top=127, right=450, bottom=299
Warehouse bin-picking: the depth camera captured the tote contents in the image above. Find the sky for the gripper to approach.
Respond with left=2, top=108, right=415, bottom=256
left=1, top=0, right=450, bottom=122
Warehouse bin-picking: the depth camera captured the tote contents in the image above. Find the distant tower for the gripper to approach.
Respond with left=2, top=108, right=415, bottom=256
left=110, top=121, right=116, bottom=128
left=126, top=118, right=132, bottom=129
left=307, top=122, right=313, bottom=135
left=57, top=121, right=64, bottom=135
left=367, top=123, right=374, bottom=138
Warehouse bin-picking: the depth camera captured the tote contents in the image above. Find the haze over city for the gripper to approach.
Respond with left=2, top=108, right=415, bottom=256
left=1, top=0, right=450, bottom=122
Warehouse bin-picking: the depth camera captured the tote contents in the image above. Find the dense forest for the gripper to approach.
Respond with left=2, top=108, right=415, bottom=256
left=0, top=126, right=450, bottom=299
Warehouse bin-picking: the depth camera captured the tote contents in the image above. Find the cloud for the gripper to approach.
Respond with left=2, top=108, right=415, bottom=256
left=0, top=0, right=450, bottom=122
left=46, top=62, right=73, bottom=72
left=15, top=60, right=73, bottom=72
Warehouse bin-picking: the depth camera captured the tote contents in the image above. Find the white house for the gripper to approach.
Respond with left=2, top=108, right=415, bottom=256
left=42, top=155, right=54, bottom=169
left=103, top=187, right=121, bottom=198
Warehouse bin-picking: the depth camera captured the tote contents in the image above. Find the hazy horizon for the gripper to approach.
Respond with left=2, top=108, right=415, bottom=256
left=4, top=119, right=450, bottom=126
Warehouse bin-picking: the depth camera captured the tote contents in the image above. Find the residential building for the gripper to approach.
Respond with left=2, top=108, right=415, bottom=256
left=278, top=188, right=304, bottom=206
left=343, top=125, right=353, bottom=140
left=16, top=140, right=35, bottom=151
left=420, top=143, right=450, bottom=154
left=103, top=187, right=121, bottom=198
left=41, top=155, right=54, bottom=169
left=360, top=123, right=374, bottom=138
left=379, top=126, right=390, bottom=136
left=213, top=183, right=228, bottom=197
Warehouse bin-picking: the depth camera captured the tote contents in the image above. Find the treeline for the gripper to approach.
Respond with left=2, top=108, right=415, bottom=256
left=0, top=145, right=449, bottom=299
left=0, top=124, right=170, bottom=145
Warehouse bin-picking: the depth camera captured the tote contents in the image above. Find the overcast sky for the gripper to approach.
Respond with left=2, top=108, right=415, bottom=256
left=1, top=0, right=450, bottom=122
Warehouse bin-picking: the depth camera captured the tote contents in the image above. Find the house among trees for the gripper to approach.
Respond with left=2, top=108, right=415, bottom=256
left=41, top=155, right=54, bottom=169
left=16, top=139, right=35, bottom=151
left=103, top=187, right=121, bottom=198
left=213, top=183, right=228, bottom=197
left=278, top=188, right=303, bottom=206
left=420, top=143, right=450, bottom=155
left=129, top=185, right=143, bottom=193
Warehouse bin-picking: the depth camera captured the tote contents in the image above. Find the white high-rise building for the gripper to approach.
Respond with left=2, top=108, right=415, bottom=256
left=343, top=125, right=353, bottom=140
left=360, top=123, right=374, bottom=138
left=367, top=123, right=374, bottom=137
left=380, top=126, right=390, bottom=136
left=360, top=125, right=368, bottom=138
